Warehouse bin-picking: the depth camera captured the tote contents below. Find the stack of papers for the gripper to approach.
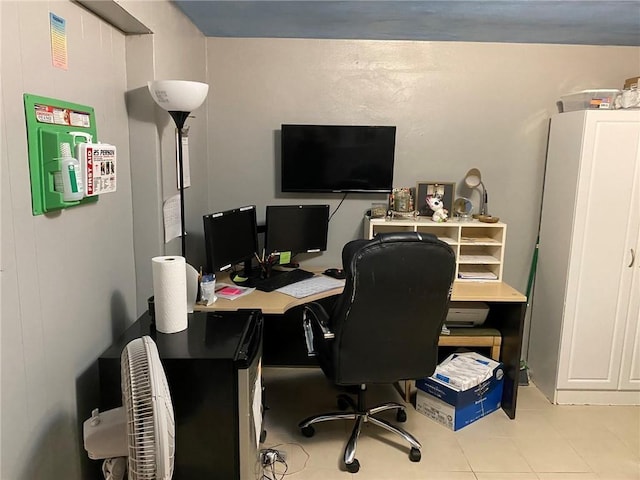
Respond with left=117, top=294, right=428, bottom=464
left=432, top=352, right=499, bottom=391
left=458, top=255, right=497, bottom=263
left=458, top=271, right=498, bottom=280
left=276, top=276, right=344, bottom=299
left=214, top=283, right=255, bottom=300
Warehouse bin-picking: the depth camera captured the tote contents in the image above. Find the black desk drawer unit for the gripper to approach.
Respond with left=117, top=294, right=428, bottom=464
left=99, top=310, right=264, bottom=480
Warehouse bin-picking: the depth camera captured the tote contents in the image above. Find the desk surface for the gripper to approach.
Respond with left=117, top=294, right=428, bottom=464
left=194, top=269, right=527, bottom=419
left=195, top=270, right=526, bottom=315
left=452, top=282, right=527, bottom=303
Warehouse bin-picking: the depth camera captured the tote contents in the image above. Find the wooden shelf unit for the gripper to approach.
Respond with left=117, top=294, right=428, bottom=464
left=364, top=217, right=507, bottom=282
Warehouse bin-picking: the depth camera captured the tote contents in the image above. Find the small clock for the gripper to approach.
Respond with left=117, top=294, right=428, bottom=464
left=453, top=197, right=473, bottom=221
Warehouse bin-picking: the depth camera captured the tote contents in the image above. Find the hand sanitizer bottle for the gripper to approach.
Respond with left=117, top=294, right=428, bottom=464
left=54, top=142, right=84, bottom=202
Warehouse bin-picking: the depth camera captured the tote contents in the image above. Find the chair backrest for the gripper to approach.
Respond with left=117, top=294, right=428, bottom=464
left=330, top=232, right=456, bottom=385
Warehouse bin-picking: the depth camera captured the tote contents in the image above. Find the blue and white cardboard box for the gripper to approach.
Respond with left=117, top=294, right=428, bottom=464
left=415, top=352, right=505, bottom=431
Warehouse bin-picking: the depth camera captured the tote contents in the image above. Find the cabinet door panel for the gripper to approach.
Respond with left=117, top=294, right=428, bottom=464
left=619, top=266, right=640, bottom=390
left=558, top=116, right=640, bottom=390
left=619, top=160, right=640, bottom=390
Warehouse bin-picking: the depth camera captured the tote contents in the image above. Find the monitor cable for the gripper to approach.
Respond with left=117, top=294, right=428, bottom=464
left=328, top=192, right=348, bottom=222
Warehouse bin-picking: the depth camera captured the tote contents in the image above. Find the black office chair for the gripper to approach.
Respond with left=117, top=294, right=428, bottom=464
left=298, top=232, right=456, bottom=473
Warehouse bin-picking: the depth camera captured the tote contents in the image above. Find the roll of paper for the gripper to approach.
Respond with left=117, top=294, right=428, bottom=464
left=152, top=256, right=188, bottom=334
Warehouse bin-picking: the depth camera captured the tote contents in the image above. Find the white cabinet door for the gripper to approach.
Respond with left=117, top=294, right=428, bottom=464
left=619, top=161, right=640, bottom=391
left=557, top=112, right=640, bottom=390
left=619, top=254, right=640, bottom=390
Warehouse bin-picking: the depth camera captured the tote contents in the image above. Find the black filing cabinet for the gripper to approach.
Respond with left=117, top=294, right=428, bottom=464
left=98, top=310, right=264, bottom=480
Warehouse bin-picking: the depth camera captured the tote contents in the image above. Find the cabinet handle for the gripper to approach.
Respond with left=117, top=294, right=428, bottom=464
left=629, top=248, right=636, bottom=268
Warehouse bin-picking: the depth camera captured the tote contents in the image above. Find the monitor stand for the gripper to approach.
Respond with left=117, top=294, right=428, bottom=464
left=277, top=262, right=299, bottom=269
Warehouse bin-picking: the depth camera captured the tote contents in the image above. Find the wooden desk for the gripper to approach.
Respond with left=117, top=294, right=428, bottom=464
left=196, top=272, right=525, bottom=313
left=452, top=282, right=526, bottom=303
left=195, top=270, right=343, bottom=315
left=196, top=272, right=526, bottom=419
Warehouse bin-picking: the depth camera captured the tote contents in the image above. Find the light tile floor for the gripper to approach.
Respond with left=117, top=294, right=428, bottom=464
left=259, top=367, right=640, bottom=480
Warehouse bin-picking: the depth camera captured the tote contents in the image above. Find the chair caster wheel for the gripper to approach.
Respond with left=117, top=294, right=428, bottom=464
left=396, top=409, right=407, bottom=422
left=409, top=447, right=421, bottom=462
left=345, top=459, right=360, bottom=473
left=301, top=425, right=315, bottom=438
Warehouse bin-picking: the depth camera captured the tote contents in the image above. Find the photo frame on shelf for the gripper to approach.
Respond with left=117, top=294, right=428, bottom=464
left=416, top=182, right=455, bottom=217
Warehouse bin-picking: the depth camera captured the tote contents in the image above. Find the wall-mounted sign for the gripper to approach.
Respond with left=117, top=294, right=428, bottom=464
left=49, top=12, right=68, bottom=70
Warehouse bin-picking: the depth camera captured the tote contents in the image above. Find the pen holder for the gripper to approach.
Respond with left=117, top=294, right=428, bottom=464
left=261, top=261, right=274, bottom=279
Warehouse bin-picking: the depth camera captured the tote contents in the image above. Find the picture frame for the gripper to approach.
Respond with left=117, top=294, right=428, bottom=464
left=416, top=182, right=456, bottom=218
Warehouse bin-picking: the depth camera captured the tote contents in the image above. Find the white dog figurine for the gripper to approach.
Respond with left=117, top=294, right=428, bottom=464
left=427, top=195, right=448, bottom=222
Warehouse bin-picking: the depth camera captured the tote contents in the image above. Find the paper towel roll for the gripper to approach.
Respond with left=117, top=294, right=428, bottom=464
left=152, top=256, right=188, bottom=334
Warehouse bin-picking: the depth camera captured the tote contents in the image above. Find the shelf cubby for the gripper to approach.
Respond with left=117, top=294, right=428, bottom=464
left=365, top=216, right=507, bottom=282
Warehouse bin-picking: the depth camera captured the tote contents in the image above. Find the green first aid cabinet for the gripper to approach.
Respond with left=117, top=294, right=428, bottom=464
left=24, top=94, right=99, bottom=215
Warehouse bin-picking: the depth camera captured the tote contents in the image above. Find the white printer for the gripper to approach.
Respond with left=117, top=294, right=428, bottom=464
left=445, top=302, right=489, bottom=327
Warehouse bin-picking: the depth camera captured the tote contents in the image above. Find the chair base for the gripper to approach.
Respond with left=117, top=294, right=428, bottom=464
left=298, top=387, right=422, bottom=473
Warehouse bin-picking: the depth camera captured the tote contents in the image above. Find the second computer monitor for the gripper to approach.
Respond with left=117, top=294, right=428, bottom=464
left=265, top=204, right=329, bottom=256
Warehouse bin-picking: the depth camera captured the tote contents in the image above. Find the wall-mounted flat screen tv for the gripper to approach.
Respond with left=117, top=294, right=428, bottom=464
left=281, top=124, right=396, bottom=193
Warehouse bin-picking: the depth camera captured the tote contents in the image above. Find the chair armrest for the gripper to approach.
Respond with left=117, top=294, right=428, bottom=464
left=302, top=303, right=334, bottom=356
left=303, top=303, right=334, bottom=339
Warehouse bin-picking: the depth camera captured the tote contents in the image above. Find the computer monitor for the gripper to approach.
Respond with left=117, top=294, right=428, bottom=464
left=203, top=205, right=258, bottom=275
left=265, top=204, right=330, bottom=258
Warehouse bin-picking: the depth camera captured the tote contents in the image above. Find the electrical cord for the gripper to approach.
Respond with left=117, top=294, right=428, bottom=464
left=258, top=442, right=310, bottom=479
left=259, top=448, right=287, bottom=480
left=328, top=192, right=348, bottom=222
left=279, top=443, right=309, bottom=476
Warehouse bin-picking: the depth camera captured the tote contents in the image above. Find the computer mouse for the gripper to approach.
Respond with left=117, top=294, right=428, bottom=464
left=323, top=268, right=345, bottom=279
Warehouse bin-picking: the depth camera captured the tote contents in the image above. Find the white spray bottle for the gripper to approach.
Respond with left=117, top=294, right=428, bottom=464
left=54, top=142, right=84, bottom=202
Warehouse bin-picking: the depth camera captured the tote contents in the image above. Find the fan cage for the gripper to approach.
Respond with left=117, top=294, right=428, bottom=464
left=121, top=336, right=175, bottom=480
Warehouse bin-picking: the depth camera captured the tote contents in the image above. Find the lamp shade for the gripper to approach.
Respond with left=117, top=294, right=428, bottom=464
left=463, top=167, right=489, bottom=215
left=148, top=80, right=209, bottom=112
left=464, top=168, right=482, bottom=189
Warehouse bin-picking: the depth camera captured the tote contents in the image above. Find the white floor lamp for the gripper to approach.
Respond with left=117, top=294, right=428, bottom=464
left=148, top=80, right=209, bottom=258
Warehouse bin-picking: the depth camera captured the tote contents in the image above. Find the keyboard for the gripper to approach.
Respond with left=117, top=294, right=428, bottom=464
left=276, top=275, right=345, bottom=299
left=253, top=269, right=315, bottom=292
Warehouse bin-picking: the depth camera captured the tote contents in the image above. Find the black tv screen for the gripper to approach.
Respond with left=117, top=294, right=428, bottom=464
left=281, top=124, right=396, bottom=193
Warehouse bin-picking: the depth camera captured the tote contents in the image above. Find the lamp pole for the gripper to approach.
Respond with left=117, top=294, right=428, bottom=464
left=168, top=111, right=190, bottom=259
left=480, top=183, right=488, bottom=215
left=148, top=80, right=208, bottom=259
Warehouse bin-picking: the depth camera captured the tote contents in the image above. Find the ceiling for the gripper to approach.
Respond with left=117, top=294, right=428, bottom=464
left=173, top=1, right=640, bottom=46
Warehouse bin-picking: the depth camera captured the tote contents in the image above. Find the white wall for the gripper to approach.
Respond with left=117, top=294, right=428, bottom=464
left=119, top=0, right=209, bottom=314
left=1, top=2, right=135, bottom=478
left=1, top=1, right=208, bottom=478
left=205, top=38, right=638, bottom=291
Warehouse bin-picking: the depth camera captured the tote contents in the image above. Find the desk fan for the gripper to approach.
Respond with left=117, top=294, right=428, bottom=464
left=84, top=336, right=175, bottom=480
